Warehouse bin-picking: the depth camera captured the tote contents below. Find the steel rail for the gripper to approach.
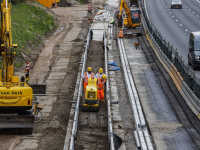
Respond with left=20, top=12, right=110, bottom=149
left=68, top=28, right=92, bottom=150
left=103, top=30, right=115, bottom=150
left=66, top=29, right=114, bottom=150
left=118, top=38, right=154, bottom=150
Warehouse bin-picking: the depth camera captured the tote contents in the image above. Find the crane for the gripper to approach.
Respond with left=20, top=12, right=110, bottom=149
left=118, top=0, right=142, bottom=35
left=0, top=0, right=35, bottom=134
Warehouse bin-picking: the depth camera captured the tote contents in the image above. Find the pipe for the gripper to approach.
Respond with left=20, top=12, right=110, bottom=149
left=134, top=131, right=141, bottom=149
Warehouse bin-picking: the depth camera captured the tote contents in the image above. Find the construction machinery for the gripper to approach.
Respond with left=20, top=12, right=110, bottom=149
left=129, top=0, right=138, bottom=7
left=118, top=0, right=142, bottom=35
left=0, top=0, right=44, bottom=134
left=82, top=78, right=100, bottom=112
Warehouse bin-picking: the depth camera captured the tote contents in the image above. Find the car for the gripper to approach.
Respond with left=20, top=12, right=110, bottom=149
left=171, top=0, right=182, bottom=9
left=188, top=32, right=200, bottom=70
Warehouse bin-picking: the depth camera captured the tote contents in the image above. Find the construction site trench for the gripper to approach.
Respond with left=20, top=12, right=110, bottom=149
left=75, top=40, right=109, bottom=150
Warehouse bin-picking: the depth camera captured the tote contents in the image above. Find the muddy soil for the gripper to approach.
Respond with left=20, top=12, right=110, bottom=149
left=0, top=6, right=89, bottom=150
left=35, top=20, right=89, bottom=150
left=75, top=40, right=109, bottom=150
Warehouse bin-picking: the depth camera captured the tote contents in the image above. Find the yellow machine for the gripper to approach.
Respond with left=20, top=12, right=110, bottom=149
left=82, top=78, right=99, bottom=112
left=0, top=0, right=34, bottom=134
left=118, top=0, right=142, bottom=35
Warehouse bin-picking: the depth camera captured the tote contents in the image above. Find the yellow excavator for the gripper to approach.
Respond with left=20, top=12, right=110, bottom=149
left=0, top=0, right=43, bottom=134
left=118, top=0, right=142, bottom=35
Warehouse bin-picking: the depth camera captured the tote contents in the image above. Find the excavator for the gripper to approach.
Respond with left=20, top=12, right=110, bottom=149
left=0, top=0, right=44, bottom=134
left=118, top=0, right=142, bottom=35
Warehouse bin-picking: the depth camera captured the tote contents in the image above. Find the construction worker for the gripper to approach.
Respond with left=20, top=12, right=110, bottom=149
left=110, top=18, right=115, bottom=27
left=95, top=68, right=106, bottom=80
left=97, top=74, right=107, bottom=102
left=82, top=67, right=95, bottom=96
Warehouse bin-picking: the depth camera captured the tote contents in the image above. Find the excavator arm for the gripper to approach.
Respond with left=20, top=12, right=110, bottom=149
left=0, top=0, right=17, bottom=82
left=118, top=0, right=142, bottom=28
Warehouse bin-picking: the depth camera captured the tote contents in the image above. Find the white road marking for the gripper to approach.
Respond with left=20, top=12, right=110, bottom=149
left=166, top=6, right=167, bottom=8
left=167, top=9, right=169, bottom=10
left=193, top=12, right=195, bottom=13
left=172, top=16, right=174, bottom=17
left=169, top=12, right=171, bottom=14
left=180, top=24, right=182, bottom=26
left=184, top=4, right=185, bottom=5
left=164, top=4, right=165, bottom=5
left=197, top=15, right=199, bottom=17
left=176, top=20, right=178, bottom=21
left=189, top=9, right=191, bottom=10
left=185, top=29, right=188, bottom=31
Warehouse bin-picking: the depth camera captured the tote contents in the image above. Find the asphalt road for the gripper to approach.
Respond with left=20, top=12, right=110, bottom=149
left=145, top=0, right=200, bottom=77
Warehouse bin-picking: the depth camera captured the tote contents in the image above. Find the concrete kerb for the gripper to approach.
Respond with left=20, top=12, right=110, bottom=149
left=140, top=2, right=200, bottom=119
left=103, top=31, right=115, bottom=150
left=118, top=38, right=154, bottom=150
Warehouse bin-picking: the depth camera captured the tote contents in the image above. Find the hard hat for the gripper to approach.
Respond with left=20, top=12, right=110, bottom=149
left=99, top=68, right=103, bottom=73
left=103, top=74, right=107, bottom=79
left=121, top=28, right=123, bottom=31
left=88, top=67, right=92, bottom=71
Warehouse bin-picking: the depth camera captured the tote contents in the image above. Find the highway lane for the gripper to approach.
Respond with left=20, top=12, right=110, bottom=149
left=145, top=0, right=200, bottom=77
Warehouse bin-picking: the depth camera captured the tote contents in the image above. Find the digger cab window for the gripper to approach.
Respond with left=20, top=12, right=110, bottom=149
left=131, top=10, right=139, bottom=23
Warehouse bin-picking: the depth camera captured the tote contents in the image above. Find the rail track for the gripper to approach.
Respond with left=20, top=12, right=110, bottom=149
left=65, top=29, right=115, bottom=150
left=118, top=38, right=154, bottom=150
left=75, top=39, right=109, bottom=150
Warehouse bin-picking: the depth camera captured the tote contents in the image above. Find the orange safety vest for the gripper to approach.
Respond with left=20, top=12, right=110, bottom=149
left=96, top=73, right=104, bottom=79
left=97, top=78, right=105, bottom=90
left=84, top=72, right=94, bottom=84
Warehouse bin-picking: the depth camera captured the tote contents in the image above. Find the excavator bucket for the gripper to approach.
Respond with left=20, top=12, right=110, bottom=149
left=30, top=83, right=46, bottom=94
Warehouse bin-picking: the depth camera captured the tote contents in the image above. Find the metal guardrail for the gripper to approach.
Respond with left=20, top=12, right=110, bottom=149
left=118, top=38, right=154, bottom=150
left=68, top=28, right=92, bottom=150
left=103, top=30, right=115, bottom=150
left=140, top=0, right=200, bottom=118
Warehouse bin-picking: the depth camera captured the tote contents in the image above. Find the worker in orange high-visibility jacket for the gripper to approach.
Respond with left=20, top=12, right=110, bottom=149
left=97, top=74, right=107, bottom=102
left=82, top=67, right=95, bottom=96
left=95, top=68, right=106, bottom=81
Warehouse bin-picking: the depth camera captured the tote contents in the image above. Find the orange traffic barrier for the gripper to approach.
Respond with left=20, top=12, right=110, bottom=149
left=118, top=31, right=123, bottom=38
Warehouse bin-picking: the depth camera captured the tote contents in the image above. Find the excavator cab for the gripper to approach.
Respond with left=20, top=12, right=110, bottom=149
left=130, top=9, right=140, bottom=23
left=82, top=78, right=100, bottom=112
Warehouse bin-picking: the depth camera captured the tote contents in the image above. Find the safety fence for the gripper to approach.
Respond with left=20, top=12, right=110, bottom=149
left=140, top=0, right=200, bottom=118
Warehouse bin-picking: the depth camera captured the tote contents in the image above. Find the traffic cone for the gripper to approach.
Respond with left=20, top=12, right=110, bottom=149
left=25, top=62, right=30, bottom=72
left=108, top=62, right=117, bottom=66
